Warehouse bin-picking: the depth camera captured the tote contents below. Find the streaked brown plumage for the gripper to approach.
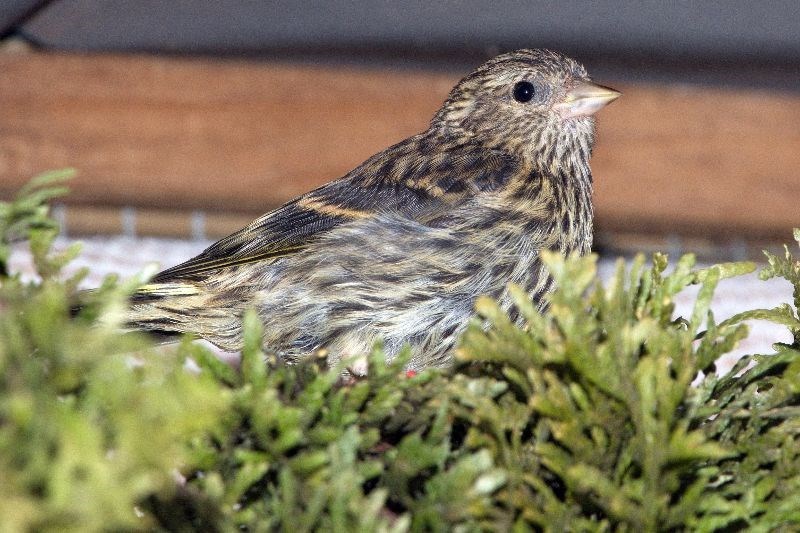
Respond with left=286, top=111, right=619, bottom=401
left=127, top=49, right=620, bottom=369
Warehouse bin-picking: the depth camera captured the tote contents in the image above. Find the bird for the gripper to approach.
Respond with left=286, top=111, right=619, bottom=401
left=126, top=49, right=620, bottom=370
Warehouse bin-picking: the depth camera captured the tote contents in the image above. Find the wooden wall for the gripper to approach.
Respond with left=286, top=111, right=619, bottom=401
left=2, top=51, right=799, bottom=248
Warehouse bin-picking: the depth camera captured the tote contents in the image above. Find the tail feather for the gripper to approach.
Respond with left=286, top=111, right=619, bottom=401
left=69, top=285, right=187, bottom=344
left=130, top=282, right=205, bottom=302
left=126, top=282, right=244, bottom=351
left=70, top=280, right=247, bottom=351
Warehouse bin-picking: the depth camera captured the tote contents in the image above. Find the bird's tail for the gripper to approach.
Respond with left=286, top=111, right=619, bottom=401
left=125, top=281, right=245, bottom=350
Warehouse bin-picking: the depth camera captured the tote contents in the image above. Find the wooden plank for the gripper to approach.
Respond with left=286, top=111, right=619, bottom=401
left=593, top=85, right=800, bottom=240
left=1, top=51, right=799, bottom=240
left=0, top=51, right=454, bottom=211
left=60, top=205, right=258, bottom=240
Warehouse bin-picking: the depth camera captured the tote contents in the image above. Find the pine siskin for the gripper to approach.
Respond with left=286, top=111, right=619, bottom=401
left=127, top=49, right=620, bottom=369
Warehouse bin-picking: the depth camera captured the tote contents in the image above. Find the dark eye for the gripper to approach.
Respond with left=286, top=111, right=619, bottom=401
left=512, top=81, right=536, bottom=103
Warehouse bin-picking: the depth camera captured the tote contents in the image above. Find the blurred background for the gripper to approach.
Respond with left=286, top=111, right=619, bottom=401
left=3, top=0, right=798, bottom=364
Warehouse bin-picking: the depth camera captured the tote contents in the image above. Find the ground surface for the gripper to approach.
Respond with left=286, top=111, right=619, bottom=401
left=9, top=236, right=793, bottom=374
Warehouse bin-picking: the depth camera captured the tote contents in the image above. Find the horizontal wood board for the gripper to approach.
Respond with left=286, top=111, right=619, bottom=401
left=1, top=51, right=799, bottom=240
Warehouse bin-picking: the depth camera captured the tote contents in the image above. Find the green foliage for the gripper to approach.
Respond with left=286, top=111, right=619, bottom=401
left=2, top=173, right=799, bottom=531
left=0, top=169, right=75, bottom=278
left=459, top=252, right=777, bottom=531
left=0, top=172, right=228, bottom=532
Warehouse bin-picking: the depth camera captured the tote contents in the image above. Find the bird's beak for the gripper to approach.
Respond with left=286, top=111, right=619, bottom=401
left=555, top=81, right=621, bottom=119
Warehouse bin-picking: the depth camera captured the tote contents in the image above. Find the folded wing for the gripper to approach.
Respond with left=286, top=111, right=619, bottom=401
left=151, top=134, right=519, bottom=283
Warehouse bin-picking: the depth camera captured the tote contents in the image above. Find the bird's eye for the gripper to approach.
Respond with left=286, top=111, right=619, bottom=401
left=512, top=81, right=536, bottom=103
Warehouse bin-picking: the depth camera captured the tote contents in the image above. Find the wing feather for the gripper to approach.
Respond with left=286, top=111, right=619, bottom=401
left=152, top=135, right=519, bottom=283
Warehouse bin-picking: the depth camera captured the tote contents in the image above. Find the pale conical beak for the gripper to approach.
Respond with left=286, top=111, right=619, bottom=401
left=555, top=81, right=621, bottom=119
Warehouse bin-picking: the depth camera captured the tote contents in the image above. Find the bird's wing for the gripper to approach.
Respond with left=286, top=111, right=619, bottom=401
left=151, top=135, right=519, bottom=282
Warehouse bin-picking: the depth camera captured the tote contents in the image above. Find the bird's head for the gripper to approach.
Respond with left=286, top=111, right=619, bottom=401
left=433, top=49, right=620, bottom=171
